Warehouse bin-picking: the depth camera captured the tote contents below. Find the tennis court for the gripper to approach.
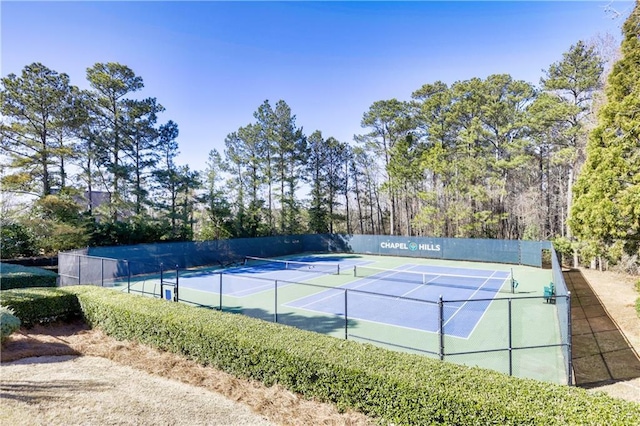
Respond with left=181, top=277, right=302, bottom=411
left=111, top=252, right=566, bottom=384
left=285, top=264, right=511, bottom=338
left=60, top=235, right=570, bottom=384
left=160, top=255, right=367, bottom=297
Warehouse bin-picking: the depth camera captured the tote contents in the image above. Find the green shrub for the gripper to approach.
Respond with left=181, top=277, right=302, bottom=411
left=0, top=221, right=37, bottom=258
left=0, top=262, right=58, bottom=290
left=0, top=287, right=80, bottom=326
left=0, top=306, right=21, bottom=342
left=27, top=220, right=89, bottom=255
left=3, top=286, right=640, bottom=425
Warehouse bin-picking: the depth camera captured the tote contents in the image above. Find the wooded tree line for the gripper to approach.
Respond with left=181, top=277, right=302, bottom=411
left=1, top=62, right=199, bottom=252
left=1, top=3, right=638, bottom=272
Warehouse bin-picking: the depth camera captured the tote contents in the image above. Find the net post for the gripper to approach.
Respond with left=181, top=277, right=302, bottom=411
left=337, top=264, right=340, bottom=275
left=567, top=291, right=573, bottom=386
left=353, top=265, right=357, bottom=277
left=511, top=268, right=515, bottom=294
left=101, top=258, right=104, bottom=287
left=438, top=295, right=444, bottom=361
left=274, top=280, right=278, bottom=323
left=508, top=298, right=513, bottom=376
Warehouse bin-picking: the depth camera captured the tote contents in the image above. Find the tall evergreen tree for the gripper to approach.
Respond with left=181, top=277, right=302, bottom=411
left=201, top=149, right=233, bottom=240
left=306, top=130, right=330, bottom=233
left=540, top=41, right=604, bottom=240
left=271, top=100, right=306, bottom=234
left=125, top=97, right=164, bottom=216
left=86, top=62, right=144, bottom=220
left=358, top=99, right=413, bottom=235
left=0, top=63, right=80, bottom=197
left=223, top=131, right=248, bottom=237
left=411, top=81, right=454, bottom=237
left=153, top=120, right=181, bottom=236
left=224, top=124, right=267, bottom=237
left=411, top=76, right=534, bottom=239
left=324, top=137, right=348, bottom=233
left=306, top=131, right=348, bottom=234
left=571, top=3, right=640, bottom=266
left=253, top=100, right=276, bottom=233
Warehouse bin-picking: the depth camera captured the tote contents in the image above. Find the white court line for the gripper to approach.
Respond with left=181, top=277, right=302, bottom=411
left=199, top=259, right=373, bottom=298
left=352, top=265, right=426, bottom=291
left=397, top=264, right=446, bottom=298
left=287, top=263, right=424, bottom=308
left=225, top=268, right=330, bottom=297
left=399, top=274, right=440, bottom=298
left=294, top=288, right=345, bottom=309
left=442, top=270, right=499, bottom=329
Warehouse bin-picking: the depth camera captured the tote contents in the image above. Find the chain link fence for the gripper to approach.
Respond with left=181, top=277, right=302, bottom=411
left=57, top=235, right=570, bottom=384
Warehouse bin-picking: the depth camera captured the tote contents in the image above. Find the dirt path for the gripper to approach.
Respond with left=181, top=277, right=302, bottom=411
left=0, top=323, right=373, bottom=425
left=1, top=355, right=273, bottom=426
left=580, top=268, right=640, bottom=351
left=577, top=268, right=640, bottom=403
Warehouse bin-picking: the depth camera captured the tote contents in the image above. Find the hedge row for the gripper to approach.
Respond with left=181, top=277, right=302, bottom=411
left=2, top=286, right=639, bottom=425
left=1, top=287, right=80, bottom=326
left=0, top=263, right=58, bottom=290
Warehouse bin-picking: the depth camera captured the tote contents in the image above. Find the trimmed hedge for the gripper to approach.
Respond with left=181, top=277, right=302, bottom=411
left=0, top=262, right=58, bottom=290
left=0, top=287, right=80, bottom=326
left=2, top=286, right=640, bottom=425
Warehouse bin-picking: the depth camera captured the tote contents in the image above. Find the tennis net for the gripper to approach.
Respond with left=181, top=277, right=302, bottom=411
left=244, top=256, right=341, bottom=275
left=353, top=265, right=511, bottom=289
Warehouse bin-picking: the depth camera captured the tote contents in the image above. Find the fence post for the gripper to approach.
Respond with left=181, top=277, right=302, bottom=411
left=274, top=280, right=278, bottom=323
left=160, top=263, right=164, bottom=299
left=126, top=260, right=131, bottom=293
left=344, top=289, right=348, bottom=340
left=174, top=264, right=179, bottom=302
left=518, top=239, right=522, bottom=265
left=508, top=298, right=513, bottom=376
left=439, top=295, right=444, bottom=361
left=219, top=273, right=223, bottom=311
left=101, top=258, right=104, bottom=287
left=78, top=255, right=82, bottom=285
left=567, top=292, right=573, bottom=386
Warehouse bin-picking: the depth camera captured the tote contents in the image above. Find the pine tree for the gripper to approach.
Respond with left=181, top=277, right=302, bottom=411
left=540, top=41, right=604, bottom=240
left=0, top=63, right=80, bottom=197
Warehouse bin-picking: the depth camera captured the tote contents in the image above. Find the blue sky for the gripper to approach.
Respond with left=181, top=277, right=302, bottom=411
left=1, top=1, right=633, bottom=172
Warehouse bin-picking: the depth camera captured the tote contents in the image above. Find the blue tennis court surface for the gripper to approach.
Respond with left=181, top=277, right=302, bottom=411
left=177, top=256, right=367, bottom=297
left=172, top=257, right=510, bottom=339
left=285, top=264, right=510, bottom=338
